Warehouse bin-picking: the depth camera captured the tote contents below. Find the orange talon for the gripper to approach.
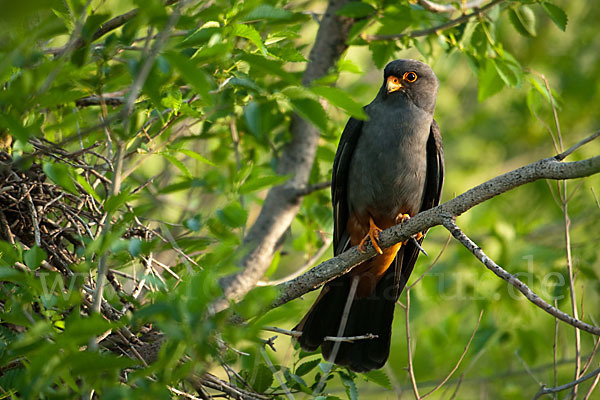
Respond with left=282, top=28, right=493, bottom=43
left=358, top=217, right=384, bottom=254
left=396, top=213, right=411, bottom=224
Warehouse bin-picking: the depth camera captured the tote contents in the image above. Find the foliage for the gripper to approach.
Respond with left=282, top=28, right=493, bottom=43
left=0, top=0, right=598, bottom=399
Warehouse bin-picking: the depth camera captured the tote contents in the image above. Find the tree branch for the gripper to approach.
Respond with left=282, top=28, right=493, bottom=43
left=364, top=0, right=506, bottom=42
left=533, top=366, right=600, bottom=399
left=417, top=0, right=489, bottom=13
left=441, top=218, right=600, bottom=336
left=47, top=0, right=180, bottom=56
left=214, top=0, right=356, bottom=313
left=265, top=144, right=600, bottom=332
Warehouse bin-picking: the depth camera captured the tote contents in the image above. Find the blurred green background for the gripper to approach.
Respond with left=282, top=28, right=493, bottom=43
left=0, top=0, right=598, bottom=398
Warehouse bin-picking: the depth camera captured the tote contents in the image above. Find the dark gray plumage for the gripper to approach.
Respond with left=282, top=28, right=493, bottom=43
left=295, top=59, right=444, bottom=372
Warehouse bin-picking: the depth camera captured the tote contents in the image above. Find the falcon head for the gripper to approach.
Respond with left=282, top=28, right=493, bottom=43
left=382, top=59, right=439, bottom=114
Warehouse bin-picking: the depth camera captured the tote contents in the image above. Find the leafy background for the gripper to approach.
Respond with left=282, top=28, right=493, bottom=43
left=0, top=0, right=598, bottom=399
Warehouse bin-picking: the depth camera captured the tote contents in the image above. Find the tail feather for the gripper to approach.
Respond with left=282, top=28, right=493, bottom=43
left=295, top=245, right=415, bottom=372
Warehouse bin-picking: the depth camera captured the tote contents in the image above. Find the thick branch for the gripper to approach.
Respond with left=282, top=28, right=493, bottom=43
left=270, top=152, right=600, bottom=312
left=214, top=0, right=356, bottom=312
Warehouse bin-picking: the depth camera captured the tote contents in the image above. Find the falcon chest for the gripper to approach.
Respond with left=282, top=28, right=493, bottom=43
left=346, top=99, right=432, bottom=226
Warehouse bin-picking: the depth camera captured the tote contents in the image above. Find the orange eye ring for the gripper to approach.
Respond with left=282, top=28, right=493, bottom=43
left=403, top=71, right=418, bottom=83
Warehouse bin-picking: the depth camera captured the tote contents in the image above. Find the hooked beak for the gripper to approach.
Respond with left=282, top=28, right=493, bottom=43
left=386, top=75, right=403, bottom=93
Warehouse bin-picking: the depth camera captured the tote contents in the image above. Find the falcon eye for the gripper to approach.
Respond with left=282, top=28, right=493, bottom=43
left=403, top=72, right=418, bottom=83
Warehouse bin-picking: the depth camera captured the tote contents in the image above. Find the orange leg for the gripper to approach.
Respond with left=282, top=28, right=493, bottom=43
left=358, top=217, right=384, bottom=254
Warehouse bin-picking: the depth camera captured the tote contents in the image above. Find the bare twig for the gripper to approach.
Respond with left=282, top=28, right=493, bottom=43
left=405, top=290, right=421, bottom=399
left=407, top=233, right=452, bottom=291
left=583, top=368, right=600, bottom=400
left=92, top=142, right=125, bottom=313
left=262, top=325, right=377, bottom=343
left=364, top=0, right=506, bottom=42
left=313, top=276, right=359, bottom=396
left=556, top=131, right=600, bottom=161
left=553, top=299, right=559, bottom=400
left=420, top=310, right=483, bottom=399
left=257, top=235, right=332, bottom=286
left=293, top=181, right=332, bottom=198
left=441, top=218, right=600, bottom=336
left=533, top=366, right=600, bottom=399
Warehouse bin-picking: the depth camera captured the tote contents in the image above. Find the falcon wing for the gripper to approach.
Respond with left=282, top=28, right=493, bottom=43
left=331, top=117, right=363, bottom=256
left=394, top=118, right=445, bottom=295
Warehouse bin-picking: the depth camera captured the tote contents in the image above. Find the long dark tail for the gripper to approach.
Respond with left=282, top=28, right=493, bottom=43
left=295, top=242, right=419, bottom=372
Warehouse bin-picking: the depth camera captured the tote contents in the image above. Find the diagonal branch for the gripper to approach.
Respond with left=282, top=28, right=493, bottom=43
left=269, top=149, right=600, bottom=313
left=533, top=366, right=600, bottom=399
left=441, top=218, right=600, bottom=336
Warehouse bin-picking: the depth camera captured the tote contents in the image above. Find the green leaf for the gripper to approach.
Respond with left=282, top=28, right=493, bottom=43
left=369, top=42, right=395, bottom=69
left=24, top=246, right=47, bottom=269
left=250, top=364, right=274, bottom=392
left=164, top=51, right=213, bottom=105
left=232, top=24, right=267, bottom=55
left=509, top=6, right=536, bottom=37
left=43, top=162, right=79, bottom=195
left=162, top=153, right=192, bottom=178
left=243, top=4, right=294, bottom=21
left=541, top=2, right=567, bottom=32
left=269, top=45, right=307, bottom=62
left=311, top=86, right=367, bottom=120
left=337, top=59, right=363, bottom=74
left=492, top=58, right=519, bottom=87
left=239, top=174, right=289, bottom=194
left=478, top=59, right=505, bottom=101
left=296, top=359, right=320, bottom=376
left=74, top=174, right=101, bottom=202
left=336, top=2, right=375, bottom=18
left=362, top=369, right=392, bottom=390
left=104, top=191, right=131, bottom=214
left=290, top=98, right=328, bottom=132
left=217, top=202, right=247, bottom=228
left=178, top=149, right=216, bottom=166
left=339, top=371, right=358, bottom=400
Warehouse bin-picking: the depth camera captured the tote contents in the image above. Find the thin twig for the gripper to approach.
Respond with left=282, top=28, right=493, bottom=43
left=407, top=233, right=452, bottom=291
left=556, top=131, right=600, bottom=161
left=92, top=143, right=125, bottom=313
left=405, top=290, right=421, bottom=400
left=313, top=276, right=359, bottom=396
left=364, top=0, right=506, bottom=42
left=583, top=368, right=600, bottom=400
left=259, top=348, right=295, bottom=400
left=514, top=351, right=542, bottom=386
left=263, top=325, right=377, bottom=343
left=554, top=299, right=559, bottom=400
left=533, top=366, right=600, bottom=399
left=258, top=236, right=332, bottom=286
left=420, top=310, right=483, bottom=399
left=441, top=218, right=600, bottom=336
left=293, top=181, right=332, bottom=198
